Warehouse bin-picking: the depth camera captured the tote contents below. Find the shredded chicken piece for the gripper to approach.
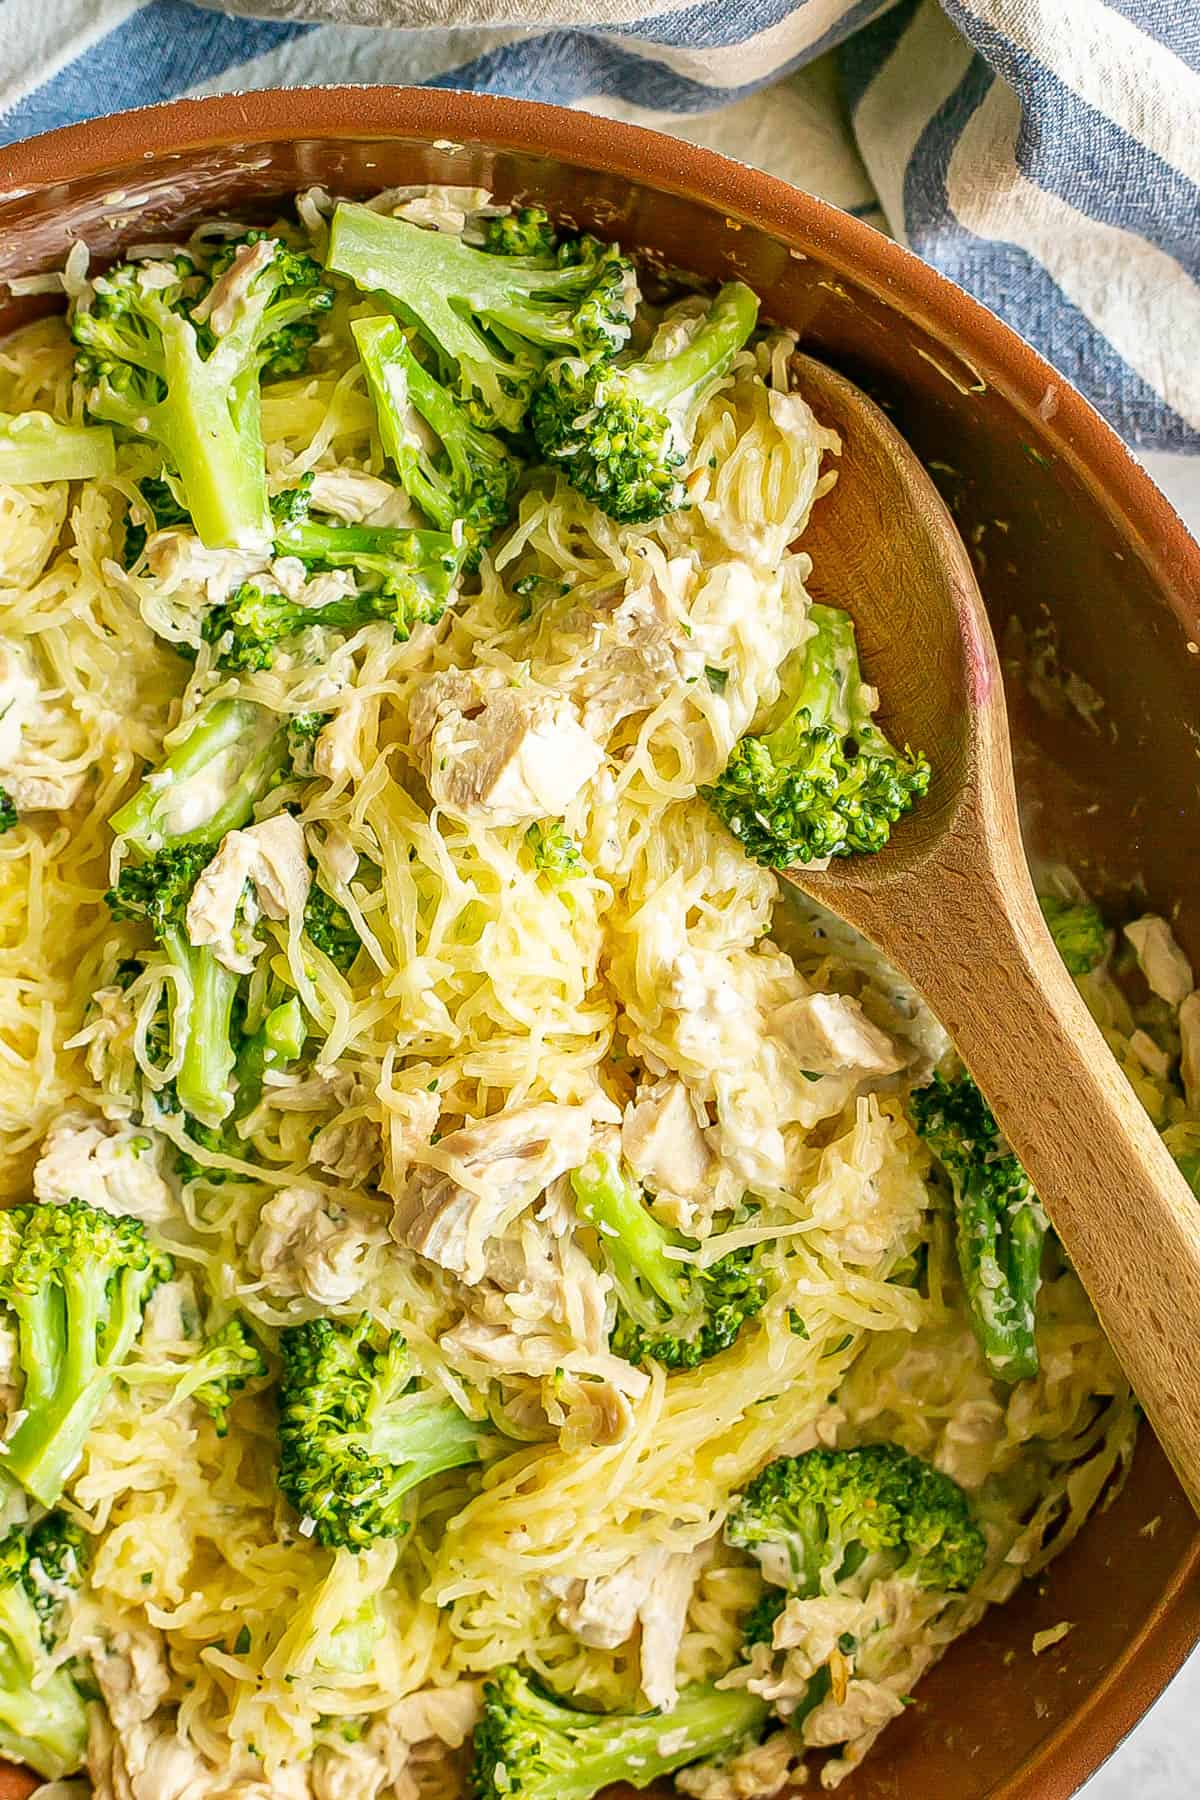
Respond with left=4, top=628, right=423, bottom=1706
left=676, top=1730, right=801, bottom=1800
left=1124, top=915, right=1194, bottom=1005
left=622, top=1077, right=713, bottom=1215
left=144, top=531, right=269, bottom=604
left=308, top=469, right=400, bottom=523
left=548, top=1540, right=712, bottom=1709
left=33, top=1111, right=176, bottom=1222
left=250, top=1184, right=388, bottom=1308
left=185, top=813, right=310, bottom=975
left=270, top=556, right=359, bottom=608
left=769, top=992, right=905, bottom=1078
left=410, top=667, right=603, bottom=828
left=191, top=236, right=275, bottom=337
left=391, top=1101, right=603, bottom=1283
left=315, top=691, right=372, bottom=784
left=1128, top=1027, right=1171, bottom=1080
left=311, top=1110, right=382, bottom=1184
left=0, top=636, right=87, bottom=811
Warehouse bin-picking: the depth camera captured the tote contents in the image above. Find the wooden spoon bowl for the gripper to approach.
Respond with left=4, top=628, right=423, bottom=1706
left=788, top=353, right=1200, bottom=1512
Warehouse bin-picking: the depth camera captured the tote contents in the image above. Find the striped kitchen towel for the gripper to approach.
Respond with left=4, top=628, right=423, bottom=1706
left=0, top=0, right=1195, bottom=450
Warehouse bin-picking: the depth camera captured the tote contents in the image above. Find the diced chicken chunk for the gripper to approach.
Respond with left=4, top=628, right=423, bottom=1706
left=546, top=1556, right=647, bottom=1649
left=185, top=813, right=310, bottom=975
left=1124, top=915, right=1194, bottom=1006
left=250, top=1184, right=388, bottom=1308
left=622, top=1078, right=712, bottom=1204
left=33, top=1111, right=176, bottom=1222
left=769, top=992, right=905, bottom=1077
left=410, top=667, right=602, bottom=827
left=391, top=1102, right=600, bottom=1283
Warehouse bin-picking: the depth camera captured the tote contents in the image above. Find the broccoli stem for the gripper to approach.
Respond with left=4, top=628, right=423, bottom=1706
left=0, top=1628, right=88, bottom=1780
left=621, top=281, right=760, bottom=415
left=350, top=316, right=436, bottom=500
left=767, top=605, right=867, bottom=752
left=109, top=699, right=288, bottom=853
left=166, top=925, right=242, bottom=1128
left=0, top=411, right=115, bottom=484
left=955, top=1187, right=1043, bottom=1383
left=156, top=317, right=271, bottom=549
left=370, top=1394, right=488, bottom=1495
left=474, top=1671, right=771, bottom=1800
left=570, top=1149, right=691, bottom=1320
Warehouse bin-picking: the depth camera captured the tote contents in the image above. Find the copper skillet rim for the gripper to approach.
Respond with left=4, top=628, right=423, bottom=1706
left=2, top=81, right=1199, bottom=1798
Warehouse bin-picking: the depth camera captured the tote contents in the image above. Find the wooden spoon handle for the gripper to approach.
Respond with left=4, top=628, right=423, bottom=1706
left=896, top=873, right=1200, bottom=1512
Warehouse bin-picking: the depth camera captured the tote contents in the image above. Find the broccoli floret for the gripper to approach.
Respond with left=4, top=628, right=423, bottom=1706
left=910, top=1071, right=1046, bottom=1383
left=0, top=788, right=16, bottom=834
left=71, top=239, right=332, bottom=550
left=0, top=409, right=114, bottom=485
left=1038, top=894, right=1108, bottom=976
left=0, top=1519, right=90, bottom=1777
left=175, top=1315, right=267, bottom=1436
left=482, top=206, right=558, bottom=260
left=742, top=1586, right=787, bottom=1648
left=702, top=603, right=931, bottom=868
left=305, top=885, right=361, bottom=974
left=1163, top=1121, right=1200, bottom=1197
left=530, top=282, right=759, bottom=524
left=570, top=1150, right=765, bottom=1371
left=326, top=204, right=637, bottom=430
left=525, top=821, right=585, bottom=886
left=198, top=490, right=462, bottom=658
left=0, top=1199, right=171, bottom=1506
left=472, top=1666, right=771, bottom=1800
left=106, top=841, right=242, bottom=1128
left=352, top=316, right=522, bottom=571
left=276, top=1313, right=490, bottom=1551
left=122, top=471, right=191, bottom=567
left=726, top=1444, right=986, bottom=1600
left=109, top=697, right=289, bottom=854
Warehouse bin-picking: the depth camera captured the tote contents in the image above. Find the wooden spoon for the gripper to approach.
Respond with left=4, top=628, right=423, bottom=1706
left=787, top=353, right=1200, bottom=1514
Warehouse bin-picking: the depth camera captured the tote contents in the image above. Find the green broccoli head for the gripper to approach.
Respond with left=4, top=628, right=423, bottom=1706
left=703, top=603, right=931, bottom=868
left=187, top=1315, right=268, bottom=1436
left=271, top=503, right=463, bottom=641
left=0, top=1199, right=172, bottom=1507
left=482, top=206, right=559, bottom=260
left=471, top=1666, right=771, bottom=1800
left=122, top=471, right=192, bottom=566
left=305, top=884, right=362, bottom=973
left=741, top=1586, right=787, bottom=1649
left=72, top=237, right=332, bottom=549
left=352, top=316, right=523, bottom=571
left=910, top=1071, right=1046, bottom=1383
left=1163, top=1120, right=1200, bottom=1197
left=276, top=1313, right=490, bottom=1551
left=1038, top=894, right=1108, bottom=976
left=726, top=1444, right=986, bottom=1601
left=530, top=281, right=759, bottom=524
left=105, top=840, right=216, bottom=937
left=0, top=788, right=17, bottom=834
left=570, top=1151, right=765, bottom=1372
left=327, top=204, right=638, bottom=430
left=0, top=1519, right=90, bottom=1778
left=525, top=821, right=585, bottom=886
